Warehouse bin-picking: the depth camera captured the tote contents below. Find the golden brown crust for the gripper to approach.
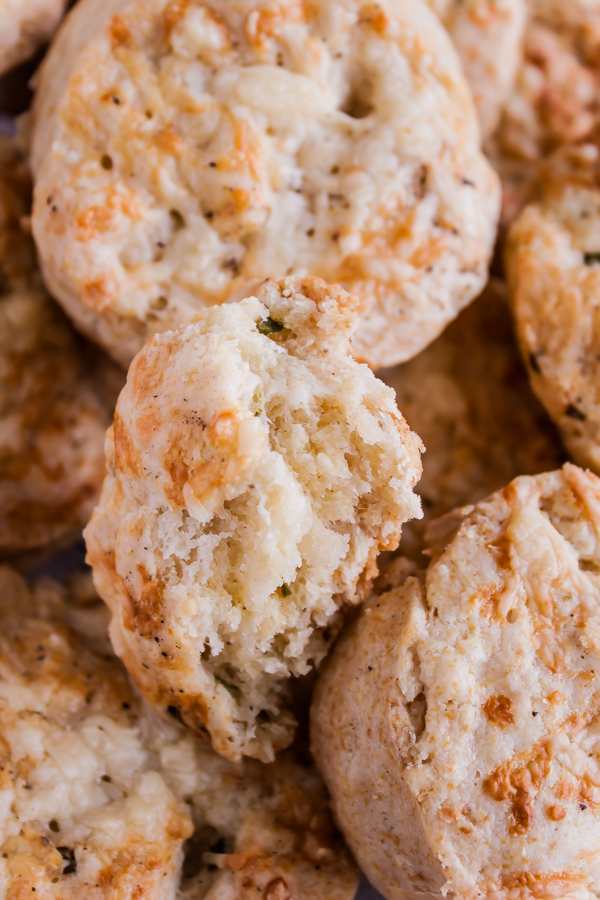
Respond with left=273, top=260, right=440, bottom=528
left=0, top=567, right=359, bottom=900
left=0, top=578, right=192, bottom=899
left=31, top=0, right=499, bottom=368
left=506, top=171, right=600, bottom=473
left=312, top=466, right=600, bottom=900
left=0, top=137, right=123, bottom=559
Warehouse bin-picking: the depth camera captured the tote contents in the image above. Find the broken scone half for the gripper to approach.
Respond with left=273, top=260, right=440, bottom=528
left=312, top=464, right=600, bottom=900
left=85, top=275, right=422, bottom=761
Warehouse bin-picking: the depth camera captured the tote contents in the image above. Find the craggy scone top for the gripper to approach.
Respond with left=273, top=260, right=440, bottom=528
left=85, top=275, right=422, bottom=762
left=0, top=567, right=360, bottom=900
left=31, top=0, right=499, bottom=368
left=312, top=464, right=600, bottom=900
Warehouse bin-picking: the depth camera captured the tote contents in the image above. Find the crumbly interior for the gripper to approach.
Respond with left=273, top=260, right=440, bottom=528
left=0, top=567, right=358, bottom=900
left=312, top=465, right=600, bottom=900
left=86, top=277, right=422, bottom=760
left=506, top=179, right=600, bottom=472
left=31, top=0, right=499, bottom=367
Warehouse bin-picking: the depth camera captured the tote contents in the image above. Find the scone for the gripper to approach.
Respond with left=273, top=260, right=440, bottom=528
left=0, top=570, right=193, bottom=898
left=506, top=172, right=600, bottom=473
left=487, top=0, right=600, bottom=225
left=30, top=0, right=500, bottom=369
left=177, top=742, right=360, bottom=900
left=0, top=564, right=113, bottom=656
left=312, top=464, right=600, bottom=900
left=429, top=0, right=526, bottom=140
left=379, top=280, right=564, bottom=559
left=0, top=567, right=359, bottom=900
left=0, top=137, right=122, bottom=560
left=85, top=276, right=423, bottom=762
left=0, top=0, right=68, bottom=76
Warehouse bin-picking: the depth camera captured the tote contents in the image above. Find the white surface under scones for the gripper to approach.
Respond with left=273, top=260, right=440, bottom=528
left=0, top=137, right=120, bottom=561
left=85, top=276, right=422, bottom=762
left=506, top=175, right=600, bottom=473
left=312, top=464, right=600, bottom=900
left=0, top=0, right=68, bottom=76
left=30, top=0, right=500, bottom=368
left=0, top=566, right=359, bottom=900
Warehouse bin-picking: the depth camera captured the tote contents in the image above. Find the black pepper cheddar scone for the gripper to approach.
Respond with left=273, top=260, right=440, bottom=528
left=506, top=169, right=600, bottom=473
left=312, top=464, right=600, bottom=900
left=31, top=0, right=499, bottom=368
left=0, top=566, right=360, bottom=900
left=486, top=0, right=600, bottom=226
left=85, top=276, right=423, bottom=762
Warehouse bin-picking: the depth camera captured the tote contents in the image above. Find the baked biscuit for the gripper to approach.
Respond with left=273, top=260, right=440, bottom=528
left=0, top=567, right=359, bottom=899
left=30, top=0, right=500, bottom=368
left=430, top=0, right=526, bottom=140
left=85, top=276, right=423, bottom=761
left=0, top=570, right=193, bottom=898
left=178, top=743, right=360, bottom=900
left=379, top=280, right=564, bottom=559
left=0, top=564, right=113, bottom=656
left=0, top=0, right=68, bottom=76
left=506, top=174, right=600, bottom=472
left=0, top=138, right=121, bottom=560
left=488, top=0, right=600, bottom=225
left=312, top=464, right=600, bottom=900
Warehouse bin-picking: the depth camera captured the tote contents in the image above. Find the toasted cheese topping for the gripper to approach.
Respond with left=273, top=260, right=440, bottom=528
left=31, top=0, right=499, bottom=368
left=0, top=567, right=360, bottom=900
left=312, top=466, right=600, bottom=900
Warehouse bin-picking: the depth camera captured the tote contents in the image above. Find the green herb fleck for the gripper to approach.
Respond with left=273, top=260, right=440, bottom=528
left=584, top=252, right=600, bottom=266
left=257, top=316, right=284, bottom=335
left=215, top=676, right=240, bottom=694
left=279, top=584, right=292, bottom=597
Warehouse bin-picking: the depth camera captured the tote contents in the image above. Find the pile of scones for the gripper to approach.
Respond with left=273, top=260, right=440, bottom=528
left=3, top=0, right=600, bottom=898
